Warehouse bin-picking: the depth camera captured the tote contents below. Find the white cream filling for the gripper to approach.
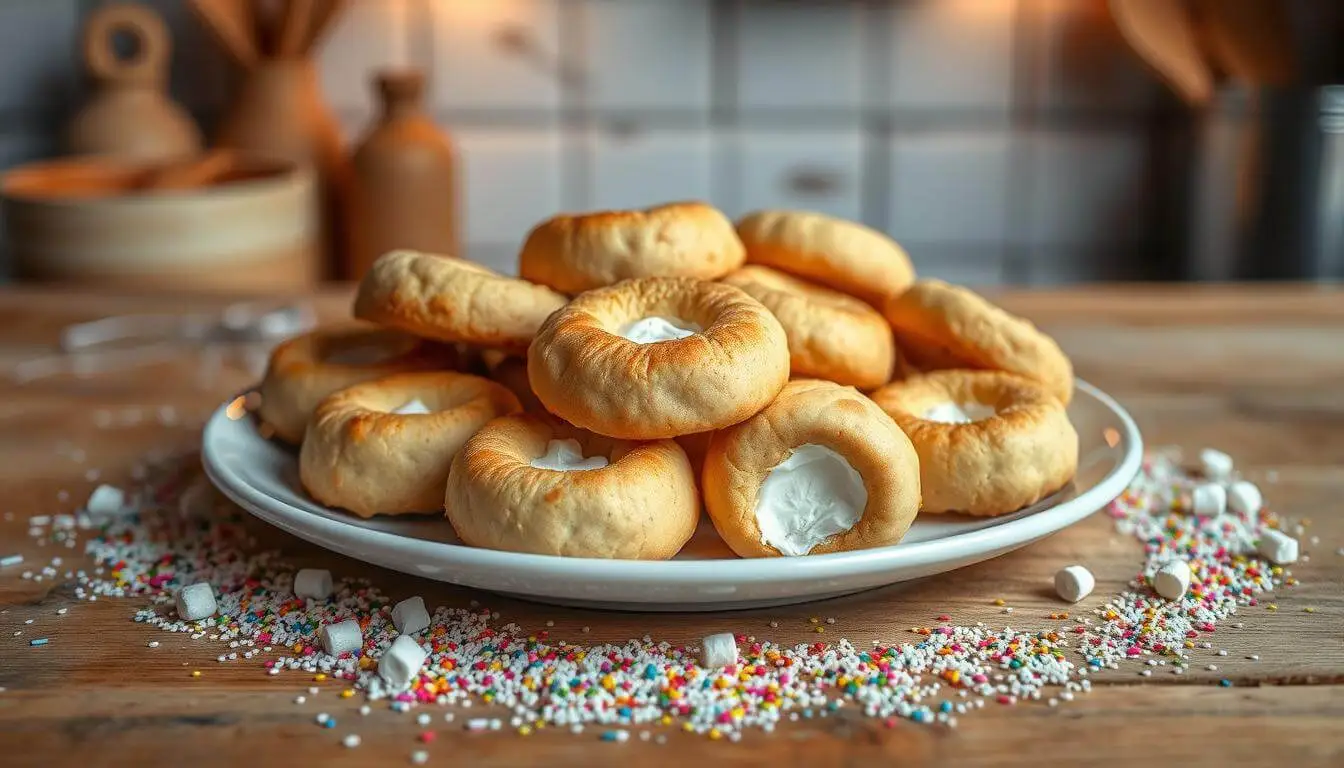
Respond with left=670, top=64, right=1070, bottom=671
left=392, top=398, right=432, bottom=415
left=755, top=444, right=866, bottom=557
left=529, top=438, right=609, bottom=471
left=326, top=343, right=396, bottom=366
left=617, top=316, right=701, bottom=344
left=922, top=401, right=996, bottom=424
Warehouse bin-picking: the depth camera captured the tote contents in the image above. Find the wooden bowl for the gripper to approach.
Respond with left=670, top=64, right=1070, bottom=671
left=0, top=154, right=320, bottom=292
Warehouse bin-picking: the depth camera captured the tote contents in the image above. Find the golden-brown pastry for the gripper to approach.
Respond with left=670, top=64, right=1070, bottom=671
left=299, top=372, right=521, bottom=517
left=736, top=210, right=915, bottom=307
left=870, top=370, right=1077, bottom=516
left=720, top=265, right=895, bottom=389
left=528, top=277, right=789, bottom=440
left=518, top=202, right=745, bottom=294
left=353, top=250, right=567, bottom=353
left=702, top=379, right=921, bottom=557
left=445, top=414, right=698, bottom=559
left=257, top=326, right=451, bottom=444
left=882, top=279, right=1073, bottom=404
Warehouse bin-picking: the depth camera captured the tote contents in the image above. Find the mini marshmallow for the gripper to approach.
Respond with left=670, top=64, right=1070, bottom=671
left=1227, top=481, right=1263, bottom=516
left=391, top=596, right=430, bottom=635
left=1153, top=559, right=1192, bottom=600
left=320, top=619, right=363, bottom=656
left=1199, top=448, right=1234, bottom=479
left=294, top=568, right=333, bottom=600
left=1257, top=529, right=1299, bottom=564
left=700, top=632, right=738, bottom=668
left=378, top=635, right=427, bottom=689
left=1191, top=483, right=1226, bottom=516
left=176, top=582, right=217, bottom=621
left=1053, top=565, right=1095, bottom=603
left=86, top=484, right=127, bottom=517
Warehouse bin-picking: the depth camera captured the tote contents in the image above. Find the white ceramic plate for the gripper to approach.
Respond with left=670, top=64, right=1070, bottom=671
left=202, top=380, right=1142, bottom=612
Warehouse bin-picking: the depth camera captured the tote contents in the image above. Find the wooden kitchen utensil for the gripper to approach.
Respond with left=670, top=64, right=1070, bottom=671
left=191, top=0, right=260, bottom=70
left=194, top=0, right=350, bottom=279
left=1108, top=0, right=1214, bottom=106
left=346, top=70, right=461, bottom=280
left=65, top=2, right=203, bottom=161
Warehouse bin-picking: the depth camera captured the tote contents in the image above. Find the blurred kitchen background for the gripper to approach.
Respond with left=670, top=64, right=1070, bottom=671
left=1, top=0, right=1342, bottom=288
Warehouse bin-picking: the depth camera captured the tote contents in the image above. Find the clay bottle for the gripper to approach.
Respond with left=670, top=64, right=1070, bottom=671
left=346, top=70, right=461, bottom=279
left=65, top=2, right=202, bottom=161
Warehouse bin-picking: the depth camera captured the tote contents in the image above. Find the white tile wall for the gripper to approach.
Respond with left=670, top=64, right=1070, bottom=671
left=733, top=1, right=866, bottom=110
left=1028, top=0, right=1160, bottom=111
left=318, top=0, right=412, bottom=113
left=580, top=0, right=711, bottom=113
left=453, top=128, right=564, bottom=250
left=885, top=0, right=1017, bottom=112
left=0, top=0, right=80, bottom=112
left=1026, top=129, right=1149, bottom=246
left=727, top=130, right=866, bottom=222
left=588, top=126, right=714, bottom=210
left=888, top=130, right=1014, bottom=245
left=430, top=0, right=562, bottom=112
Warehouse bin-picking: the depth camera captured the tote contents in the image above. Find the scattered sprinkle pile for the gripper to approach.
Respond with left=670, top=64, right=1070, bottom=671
left=10, top=445, right=1313, bottom=745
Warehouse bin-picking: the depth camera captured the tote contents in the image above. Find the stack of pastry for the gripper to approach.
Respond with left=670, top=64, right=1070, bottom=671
left=258, top=201, right=1078, bottom=560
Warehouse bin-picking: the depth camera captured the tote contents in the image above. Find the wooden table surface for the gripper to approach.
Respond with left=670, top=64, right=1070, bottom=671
left=0, top=285, right=1341, bottom=768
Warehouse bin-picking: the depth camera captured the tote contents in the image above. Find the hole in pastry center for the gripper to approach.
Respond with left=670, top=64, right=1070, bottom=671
left=530, top=438, right=609, bottom=471
left=617, top=316, right=701, bottom=344
left=921, top=401, right=996, bottom=424
left=391, top=398, right=432, bottom=415
left=326, top=342, right=398, bottom=366
left=755, top=443, right=867, bottom=557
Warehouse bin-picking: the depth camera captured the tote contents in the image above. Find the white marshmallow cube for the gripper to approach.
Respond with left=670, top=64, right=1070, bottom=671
left=1191, top=483, right=1227, bottom=516
left=700, top=632, right=738, bottom=668
left=1053, top=565, right=1095, bottom=603
left=1257, top=529, right=1299, bottom=564
left=1153, top=560, right=1192, bottom=600
left=391, top=596, right=430, bottom=635
left=86, top=484, right=128, bottom=517
left=1227, top=481, right=1263, bottom=516
left=1199, top=448, right=1234, bottom=479
left=176, top=582, right=217, bottom=621
left=294, top=568, right=333, bottom=600
left=320, top=619, right=363, bottom=656
left=378, top=635, right=427, bottom=689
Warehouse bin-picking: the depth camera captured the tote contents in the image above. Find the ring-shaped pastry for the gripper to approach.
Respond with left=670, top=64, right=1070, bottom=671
left=354, top=250, right=568, bottom=353
left=703, top=379, right=921, bottom=558
left=528, top=277, right=790, bottom=440
left=518, top=202, right=745, bottom=294
left=299, top=372, right=521, bottom=517
left=481, top=349, right=545, bottom=413
left=720, top=265, right=895, bottom=389
left=257, top=326, right=451, bottom=444
left=445, top=414, right=698, bottom=559
left=883, top=279, right=1074, bottom=404
left=736, top=210, right=915, bottom=307
left=870, top=370, right=1078, bottom=517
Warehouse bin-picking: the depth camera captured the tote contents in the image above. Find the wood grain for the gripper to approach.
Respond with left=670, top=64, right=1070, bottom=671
left=0, top=285, right=1341, bottom=767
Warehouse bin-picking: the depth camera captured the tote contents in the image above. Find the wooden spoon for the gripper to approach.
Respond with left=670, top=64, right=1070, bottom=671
left=1108, top=0, right=1214, bottom=106
left=188, top=0, right=258, bottom=70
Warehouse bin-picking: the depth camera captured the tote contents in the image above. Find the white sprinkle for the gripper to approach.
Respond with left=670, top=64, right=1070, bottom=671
left=316, top=713, right=329, bottom=724
left=148, top=641, right=159, bottom=648
left=359, top=705, right=371, bottom=716
left=416, top=713, right=431, bottom=727
left=0, top=555, right=22, bottom=568
left=411, top=751, right=429, bottom=765
left=343, top=734, right=361, bottom=748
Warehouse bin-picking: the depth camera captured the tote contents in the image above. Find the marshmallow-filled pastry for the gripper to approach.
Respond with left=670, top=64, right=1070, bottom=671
left=354, top=250, right=568, bottom=353
left=445, top=413, right=698, bottom=559
left=257, top=326, right=452, bottom=444
left=883, top=279, right=1074, bottom=404
left=518, top=202, right=745, bottom=294
left=300, top=372, right=521, bottom=518
left=871, top=370, right=1078, bottom=516
left=527, top=277, right=789, bottom=440
left=736, top=209, right=915, bottom=308
left=720, top=265, right=895, bottom=389
left=702, top=379, right=921, bottom=558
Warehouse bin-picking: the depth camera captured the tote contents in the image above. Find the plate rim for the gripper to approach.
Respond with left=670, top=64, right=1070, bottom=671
left=202, top=379, right=1143, bottom=586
